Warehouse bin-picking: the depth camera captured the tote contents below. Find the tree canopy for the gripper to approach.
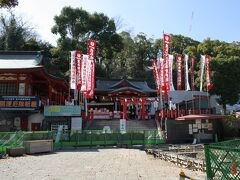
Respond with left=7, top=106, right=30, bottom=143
left=0, top=0, right=18, bottom=8
left=0, top=13, right=38, bottom=50
left=51, top=6, right=123, bottom=77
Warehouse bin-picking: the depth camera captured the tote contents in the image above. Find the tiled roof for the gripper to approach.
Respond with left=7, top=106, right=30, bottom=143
left=110, top=87, right=144, bottom=94
left=95, top=78, right=156, bottom=93
left=0, top=51, right=43, bottom=69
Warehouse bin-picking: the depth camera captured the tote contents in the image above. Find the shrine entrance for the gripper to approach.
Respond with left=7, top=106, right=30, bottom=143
left=89, top=78, right=157, bottom=121
left=120, top=98, right=146, bottom=120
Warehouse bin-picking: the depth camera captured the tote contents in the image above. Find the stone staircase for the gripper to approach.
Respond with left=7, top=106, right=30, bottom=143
left=127, top=119, right=156, bottom=131
left=87, top=119, right=157, bottom=131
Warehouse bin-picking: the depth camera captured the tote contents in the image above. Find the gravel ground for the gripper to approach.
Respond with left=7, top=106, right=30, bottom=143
left=0, top=148, right=206, bottom=180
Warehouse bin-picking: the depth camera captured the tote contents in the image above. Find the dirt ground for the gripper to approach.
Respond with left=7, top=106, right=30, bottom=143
left=0, top=148, right=206, bottom=180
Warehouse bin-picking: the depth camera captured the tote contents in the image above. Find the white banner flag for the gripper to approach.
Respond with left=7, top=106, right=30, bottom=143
left=184, top=54, right=191, bottom=91
left=80, top=55, right=88, bottom=92
left=159, top=58, right=164, bottom=91
left=169, top=54, right=175, bottom=91
left=86, top=60, right=94, bottom=94
left=200, top=55, right=206, bottom=92
left=70, top=51, right=76, bottom=89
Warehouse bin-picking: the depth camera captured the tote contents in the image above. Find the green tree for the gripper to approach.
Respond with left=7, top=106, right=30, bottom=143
left=196, top=39, right=240, bottom=111
left=211, top=57, right=240, bottom=112
left=51, top=7, right=123, bottom=78
left=110, top=31, right=137, bottom=78
left=131, top=32, right=154, bottom=79
left=0, top=0, right=18, bottom=8
left=0, top=13, right=39, bottom=50
left=0, top=13, right=60, bottom=77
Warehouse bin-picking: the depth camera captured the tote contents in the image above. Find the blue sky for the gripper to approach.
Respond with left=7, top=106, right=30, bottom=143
left=6, top=0, right=240, bottom=45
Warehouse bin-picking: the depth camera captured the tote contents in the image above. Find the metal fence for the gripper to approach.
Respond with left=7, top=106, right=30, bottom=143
left=0, top=132, right=24, bottom=154
left=0, top=130, right=163, bottom=154
left=205, top=139, right=240, bottom=179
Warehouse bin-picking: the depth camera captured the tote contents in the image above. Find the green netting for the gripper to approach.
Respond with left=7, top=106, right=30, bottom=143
left=56, top=130, right=163, bottom=148
left=23, top=131, right=53, bottom=141
left=0, top=131, right=53, bottom=154
left=205, top=139, right=240, bottom=180
left=0, top=130, right=164, bottom=154
left=0, top=132, right=24, bottom=154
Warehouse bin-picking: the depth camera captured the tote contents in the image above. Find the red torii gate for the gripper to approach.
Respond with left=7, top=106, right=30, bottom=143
left=120, top=97, right=146, bottom=120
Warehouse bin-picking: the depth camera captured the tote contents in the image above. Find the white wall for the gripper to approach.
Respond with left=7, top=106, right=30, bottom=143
left=169, top=90, right=208, bottom=104
left=28, top=113, right=44, bottom=131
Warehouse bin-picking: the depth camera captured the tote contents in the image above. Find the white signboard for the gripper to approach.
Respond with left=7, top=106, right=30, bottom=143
left=18, top=83, right=25, bottom=95
left=188, top=124, right=193, bottom=135
left=196, top=119, right=201, bottom=124
left=71, top=117, right=82, bottom=131
left=120, top=119, right=126, bottom=133
left=70, top=51, right=76, bottom=89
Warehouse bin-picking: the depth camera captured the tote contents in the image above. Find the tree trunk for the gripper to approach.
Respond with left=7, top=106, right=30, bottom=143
left=223, top=103, right=226, bottom=115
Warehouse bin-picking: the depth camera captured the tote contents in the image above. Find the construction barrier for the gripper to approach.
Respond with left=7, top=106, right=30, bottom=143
left=0, top=131, right=53, bottom=155
left=205, top=139, right=240, bottom=179
left=0, top=132, right=25, bottom=155
left=54, top=130, right=164, bottom=149
left=0, top=130, right=163, bottom=154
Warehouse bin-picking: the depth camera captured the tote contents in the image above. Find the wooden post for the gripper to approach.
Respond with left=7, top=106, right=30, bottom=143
left=25, top=77, right=29, bottom=96
left=16, top=73, right=19, bottom=95
left=122, top=99, right=127, bottom=120
left=48, top=81, right=52, bottom=105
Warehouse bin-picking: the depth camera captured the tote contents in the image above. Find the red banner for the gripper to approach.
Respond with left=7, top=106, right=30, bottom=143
left=205, top=55, right=213, bottom=91
left=152, top=59, right=160, bottom=94
left=159, top=58, right=165, bottom=92
left=87, top=40, right=96, bottom=99
left=76, top=51, right=82, bottom=90
left=163, top=34, right=170, bottom=97
left=88, top=40, right=96, bottom=61
left=191, top=56, right=195, bottom=91
left=177, top=54, right=182, bottom=90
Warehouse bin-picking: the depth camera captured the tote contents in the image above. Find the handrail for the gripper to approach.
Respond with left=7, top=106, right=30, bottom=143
left=160, top=109, right=213, bottom=119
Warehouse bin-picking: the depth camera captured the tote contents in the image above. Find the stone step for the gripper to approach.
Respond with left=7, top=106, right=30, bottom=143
left=87, top=119, right=157, bottom=130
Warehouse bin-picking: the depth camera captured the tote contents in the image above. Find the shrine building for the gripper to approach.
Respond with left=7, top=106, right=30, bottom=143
left=0, top=51, right=68, bottom=131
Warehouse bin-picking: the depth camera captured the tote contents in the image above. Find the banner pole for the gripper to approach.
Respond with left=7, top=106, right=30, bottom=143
left=191, top=56, right=195, bottom=113
left=206, top=59, right=210, bottom=112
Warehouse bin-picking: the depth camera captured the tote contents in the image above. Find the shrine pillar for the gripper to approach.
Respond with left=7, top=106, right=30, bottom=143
left=141, top=98, right=145, bottom=120
left=122, top=99, right=127, bottom=119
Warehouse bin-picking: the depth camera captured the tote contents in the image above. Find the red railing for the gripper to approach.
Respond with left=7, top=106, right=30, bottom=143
left=159, top=109, right=212, bottom=119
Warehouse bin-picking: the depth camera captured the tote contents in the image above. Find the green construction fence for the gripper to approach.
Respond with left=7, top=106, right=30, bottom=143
left=0, top=130, right=163, bottom=154
left=0, top=131, right=53, bottom=154
left=54, top=130, right=163, bottom=149
left=205, top=139, right=240, bottom=179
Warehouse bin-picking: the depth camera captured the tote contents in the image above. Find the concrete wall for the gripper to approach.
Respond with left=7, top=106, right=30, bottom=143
left=166, top=119, right=219, bottom=144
